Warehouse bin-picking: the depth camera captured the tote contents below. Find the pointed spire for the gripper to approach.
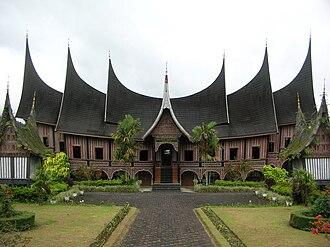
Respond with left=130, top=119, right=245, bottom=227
left=7, top=76, right=9, bottom=94
left=297, top=92, right=301, bottom=111
left=162, top=62, right=171, bottom=109
left=266, top=38, right=268, bottom=48
left=68, top=38, right=70, bottom=48
left=165, top=61, right=168, bottom=84
left=26, top=30, right=29, bottom=40
left=319, top=79, right=329, bottom=119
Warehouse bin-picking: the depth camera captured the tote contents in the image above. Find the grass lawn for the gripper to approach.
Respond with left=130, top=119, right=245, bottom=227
left=209, top=206, right=329, bottom=247
left=13, top=203, right=121, bottom=247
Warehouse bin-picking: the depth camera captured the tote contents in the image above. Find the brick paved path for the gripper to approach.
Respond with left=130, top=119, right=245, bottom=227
left=83, top=191, right=266, bottom=247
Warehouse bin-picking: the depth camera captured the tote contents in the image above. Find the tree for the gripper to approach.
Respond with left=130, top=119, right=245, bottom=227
left=190, top=121, right=219, bottom=185
left=112, top=114, right=142, bottom=165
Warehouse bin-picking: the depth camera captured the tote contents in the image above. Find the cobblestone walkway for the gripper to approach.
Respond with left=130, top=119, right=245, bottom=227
left=83, top=191, right=266, bottom=247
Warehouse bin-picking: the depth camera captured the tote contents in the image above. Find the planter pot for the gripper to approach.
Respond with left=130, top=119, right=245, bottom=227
left=64, top=196, right=70, bottom=202
left=72, top=193, right=77, bottom=198
left=80, top=191, right=84, bottom=196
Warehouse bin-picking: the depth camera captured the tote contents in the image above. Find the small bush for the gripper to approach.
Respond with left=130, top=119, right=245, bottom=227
left=50, top=182, right=68, bottom=195
left=264, top=178, right=276, bottom=189
left=10, top=187, right=39, bottom=203
left=214, top=180, right=264, bottom=187
left=311, top=190, right=330, bottom=218
left=262, top=165, right=288, bottom=183
left=271, top=182, right=292, bottom=196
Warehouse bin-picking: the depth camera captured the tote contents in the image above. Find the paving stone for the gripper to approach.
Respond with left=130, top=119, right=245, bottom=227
left=83, top=191, right=267, bottom=246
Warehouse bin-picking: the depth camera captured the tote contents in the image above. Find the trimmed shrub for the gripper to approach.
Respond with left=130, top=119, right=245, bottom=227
left=75, top=179, right=123, bottom=187
left=194, top=185, right=256, bottom=193
left=74, top=185, right=139, bottom=193
left=290, top=210, right=317, bottom=231
left=214, top=180, right=264, bottom=188
left=0, top=211, right=35, bottom=231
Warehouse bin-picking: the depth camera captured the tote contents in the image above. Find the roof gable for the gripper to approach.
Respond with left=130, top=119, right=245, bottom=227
left=16, top=38, right=62, bottom=125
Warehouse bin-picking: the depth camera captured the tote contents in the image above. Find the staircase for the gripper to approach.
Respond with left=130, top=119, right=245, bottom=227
left=160, top=167, right=172, bottom=183
left=152, top=183, right=181, bottom=191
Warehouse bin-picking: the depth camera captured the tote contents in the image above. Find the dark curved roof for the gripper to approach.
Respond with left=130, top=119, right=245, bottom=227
left=217, top=47, right=278, bottom=138
left=16, top=38, right=62, bottom=125
left=273, top=39, right=316, bottom=126
left=171, top=58, right=228, bottom=135
left=56, top=48, right=116, bottom=136
left=105, top=58, right=162, bottom=137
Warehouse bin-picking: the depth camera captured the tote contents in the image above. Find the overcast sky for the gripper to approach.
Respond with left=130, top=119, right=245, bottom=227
left=0, top=0, right=329, bottom=114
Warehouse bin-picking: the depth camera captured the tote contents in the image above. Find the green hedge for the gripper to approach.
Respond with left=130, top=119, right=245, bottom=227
left=195, top=185, right=257, bottom=193
left=0, top=211, right=35, bottom=231
left=214, top=180, right=264, bottom=188
left=74, top=179, right=123, bottom=187
left=289, top=210, right=317, bottom=231
left=75, top=185, right=139, bottom=193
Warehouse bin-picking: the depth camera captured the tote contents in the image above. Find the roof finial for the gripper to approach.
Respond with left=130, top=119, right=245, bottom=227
left=7, top=76, right=9, bottom=93
left=297, top=92, right=301, bottom=110
left=26, top=30, right=29, bottom=40
left=165, top=61, right=168, bottom=84
left=323, top=78, right=326, bottom=96
left=265, top=38, right=268, bottom=48
left=68, top=38, right=70, bottom=48
left=108, top=50, right=111, bottom=59
left=223, top=49, right=225, bottom=59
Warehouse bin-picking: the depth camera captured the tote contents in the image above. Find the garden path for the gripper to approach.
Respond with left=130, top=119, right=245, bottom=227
left=83, top=191, right=266, bottom=247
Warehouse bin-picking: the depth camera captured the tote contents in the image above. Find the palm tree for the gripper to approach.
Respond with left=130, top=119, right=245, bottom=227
left=190, top=121, right=219, bottom=185
left=112, top=114, right=142, bottom=166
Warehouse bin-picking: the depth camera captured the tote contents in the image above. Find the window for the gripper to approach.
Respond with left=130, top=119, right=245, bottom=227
left=268, top=142, right=274, bottom=153
left=252, top=146, right=260, bottom=159
left=59, top=141, right=65, bottom=152
left=95, top=147, right=103, bottom=160
left=285, top=137, right=291, bottom=147
left=43, top=137, right=49, bottom=147
left=73, top=146, right=81, bottom=159
left=184, top=150, right=193, bottom=161
left=230, top=148, right=238, bottom=160
left=139, top=150, right=148, bottom=161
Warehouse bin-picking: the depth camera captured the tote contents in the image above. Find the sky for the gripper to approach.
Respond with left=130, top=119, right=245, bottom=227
left=0, top=0, right=329, bottom=114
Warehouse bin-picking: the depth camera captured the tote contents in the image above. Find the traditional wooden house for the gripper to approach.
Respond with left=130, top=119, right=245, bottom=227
left=11, top=37, right=329, bottom=187
left=0, top=89, right=49, bottom=185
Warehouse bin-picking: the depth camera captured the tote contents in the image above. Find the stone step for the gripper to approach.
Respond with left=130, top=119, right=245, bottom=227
left=152, top=183, right=181, bottom=191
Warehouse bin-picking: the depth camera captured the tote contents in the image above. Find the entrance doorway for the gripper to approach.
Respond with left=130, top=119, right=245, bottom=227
left=160, top=144, right=173, bottom=183
left=161, top=144, right=172, bottom=166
